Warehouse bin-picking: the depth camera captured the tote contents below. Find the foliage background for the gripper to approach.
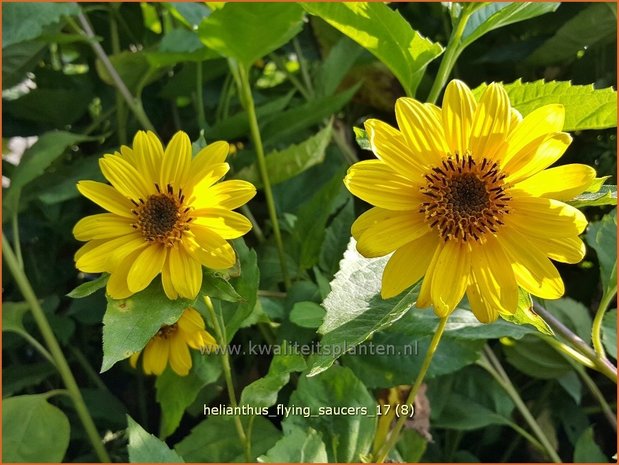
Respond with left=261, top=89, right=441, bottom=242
left=2, top=2, right=617, bottom=463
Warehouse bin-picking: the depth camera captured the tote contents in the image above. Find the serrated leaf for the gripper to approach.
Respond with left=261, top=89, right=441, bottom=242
left=3, top=394, right=70, bottom=462
left=237, top=124, right=333, bottom=188
left=528, top=3, right=617, bottom=65
left=240, top=347, right=306, bottom=408
left=602, top=309, right=617, bottom=360
left=259, top=426, right=328, bottom=463
left=198, top=3, right=304, bottom=68
left=2, top=3, right=78, bottom=48
left=67, top=274, right=109, bottom=299
left=127, top=416, right=184, bottom=463
left=569, top=185, right=617, bottom=208
left=101, top=281, right=194, bottom=372
left=308, top=239, right=419, bottom=376
left=462, top=3, right=559, bottom=49
left=586, top=209, right=617, bottom=295
left=290, top=302, right=326, bottom=329
left=499, top=289, right=553, bottom=336
left=473, top=79, right=617, bottom=131
left=353, top=127, right=371, bottom=151
left=302, top=2, right=443, bottom=96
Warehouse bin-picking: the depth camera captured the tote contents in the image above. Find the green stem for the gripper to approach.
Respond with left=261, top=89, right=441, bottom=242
left=240, top=205, right=265, bottom=243
left=204, top=296, right=249, bottom=460
left=480, top=345, right=562, bottom=463
left=231, top=60, right=291, bottom=290
left=11, top=328, right=55, bottom=366
left=70, top=346, right=110, bottom=394
left=374, top=317, right=449, bottom=463
left=42, top=389, right=72, bottom=400
left=534, top=302, right=617, bottom=383
left=573, top=361, right=617, bottom=431
left=592, top=285, right=617, bottom=358
left=293, top=37, right=314, bottom=98
left=3, top=235, right=111, bottom=463
left=70, top=8, right=156, bottom=132
left=11, top=203, right=23, bottom=270
left=195, top=62, right=208, bottom=131
left=426, top=8, right=473, bottom=103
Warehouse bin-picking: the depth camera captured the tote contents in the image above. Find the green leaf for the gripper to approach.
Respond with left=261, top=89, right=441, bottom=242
left=165, top=3, right=212, bottom=29
left=238, top=124, right=333, bottom=188
left=315, top=37, right=364, bottom=98
left=156, top=353, right=222, bottom=439
left=240, top=346, right=306, bottom=408
left=545, top=298, right=592, bottom=343
left=319, top=198, right=355, bottom=277
left=198, top=3, right=305, bottom=67
left=3, top=394, right=70, bottom=462
left=528, top=4, right=617, bottom=65
left=5, top=87, right=92, bottom=126
left=461, top=3, right=559, bottom=49
left=67, top=274, right=109, bottom=299
left=499, top=289, right=553, bottom=336
left=569, top=185, right=617, bottom=208
left=96, top=51, right=167, bottom=95
left=473, top=79, right=617, bottom=131
left=201, top=270, right=243, bottom=303
left=301, top=3, right=443, bottom=96
left=557, top=372, right=582, bottom=404
left=3, top=363, right=56, bottom=397
left=146, top=29, right=219, bottom=66
left=290, top=302, right=326, bottom=329
left=3, top=40, right=47, bottom=89
left=353, top=127, right=371, bottom=151
left=2, top=3, right=78, bottom=48
left=573, top=427, right=607, bottom=462
left=127, top=416, right=184, bottom=463
left=259, top=426, right=328, bottom=463
left=175, top=415, right=281, bottom=462
left=101, top=281, right=194, bottom=372
left=286, top=366, right=376, bottom=462
left=502, top=335, right=572, bottom=379
left=586, top=208, right=617, bottom=294
left=308, top=239, right=419, bottom=376
left=602, top=309, right=617, bottom=359
left=2, top=301, right=30, bottom=333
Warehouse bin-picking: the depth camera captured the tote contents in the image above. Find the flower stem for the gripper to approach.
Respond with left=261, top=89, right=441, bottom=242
left=426, top=7, right=473, bottom=103
left=534, top=302, right=617, bottom=382
left=230, top=59, right=291, bottom=290
left=195, top=62, right=208, bottom=131
left=374, top=317, right=449, bottom=463
left=592, top=285, right=617, bottom=358
left=2, top=234, right=111, bottom=463
left=480, top=345, right=562, bottom=463
left=203, top=296, right=250, bottom=461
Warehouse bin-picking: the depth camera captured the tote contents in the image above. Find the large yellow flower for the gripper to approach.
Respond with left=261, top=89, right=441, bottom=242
left=73, top=131, right=256, bottom=300
left=129, top=307, right=217, bottom=376
left=345, top=80, right=595, bottom=323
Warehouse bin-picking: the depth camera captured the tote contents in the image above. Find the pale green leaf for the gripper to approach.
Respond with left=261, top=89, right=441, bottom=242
left=290, top=301, right=326, bottom=329
left=67, top=274, right=109, bottom=299
left=353, top=127, right=371, bottom=151
left=127, top=416, right=184, bottom=463
left=569, top=185, right=617, bottom=208
left=499, top=289, right=553, bottom=336
left=258, top=426, right=328, bottom=463
left=301, top=2, right=443, bottom=96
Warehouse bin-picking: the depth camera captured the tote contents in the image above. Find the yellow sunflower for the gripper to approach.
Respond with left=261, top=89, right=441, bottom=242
left=129, top=307, right=217, bottom=376
left=345, top=80, right=595, bottom=323
left=73, top=131, right=256, bottom=300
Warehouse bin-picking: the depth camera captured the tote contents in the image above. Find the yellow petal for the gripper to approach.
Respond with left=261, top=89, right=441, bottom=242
left=381, top=232, right=440, bottom=299
left=442, top=79, right=476, bottom=157
left=356, top=210, right=429, bottom=258
left=506, top=195, right=588, bottom=236
left=187, top=141, right=230, bottom=189
left=108, top=235, right=150, bottom=270
left=75, top=234, right=144, bottom=273
left=187, top=229, right=236, bottom=269
left=395, top=97, right=448, bottom=166
left=161, top=260, right=178, bottom=300
left=508, top=107, right=523, bottom=135
left=106, top=248, right=143, bottom=299
left=193, top=180, right=257, bottom=210
left=77, top=181, right=135, bottom=218
left=178, top=308, right=206, bottom=332
left=143, top=338, right=169, bottom=376
left=127, top=244, right=167, bottom=293
left=188, top=163, right=230, bottom=196
left=344, top=160, right=424, bottom=211
left=503, top=104, right=565, bottom=165
left=99, top=155, right=152, bottom=201
left=73, top=213, right=135, bottom=241
left=504, top=132, right=572, bottom=183
left=364, top=118, right=426, bottom=178
left=531, top=235, right=586, bottom=264
left=513, top=164, right=596, bottom=201
left=161, top=131, right=192, bottom=190
left=192, top=208, right=252, bottom=239
left=168, top=246, right=203, bottom=299
left=470, top=83, right=510, bottom=162
left=169, top=335, right=192, bottom=376
left=416, top=244, right=443, bottom=309
left=430, top=240, right=471, bottom=316
left=132, top=130, right=164, bottom=186
left=129, top=351, right=141, bottom=368
left=498, top=228, right=565, bottom=299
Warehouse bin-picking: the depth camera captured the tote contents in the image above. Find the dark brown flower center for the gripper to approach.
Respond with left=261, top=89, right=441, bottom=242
left=131, top=184, right=193, bottom=246
left=156, top=323, right=178, bottom=339
left=420, top=153, right=511, bottom=242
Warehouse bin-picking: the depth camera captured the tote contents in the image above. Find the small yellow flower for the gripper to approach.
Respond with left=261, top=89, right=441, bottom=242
left=345, top=80, right=595, bottom=323
left=73, top=131, right=256, bottom=300
left=130, top=308, right=217, bottom=376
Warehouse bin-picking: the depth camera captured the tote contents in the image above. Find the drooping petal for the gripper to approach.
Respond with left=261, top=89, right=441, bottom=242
left=192, top=180, right=257, bottom=210
left=169, top=335, right=192, bottom=376
left=168, top=245, right=203, bottom=299
left=381, top=232, right=440, bottom=299
left=178, top=308, right=206, bottom=332
left=430, top=240, right=471, bottom=316
left=395, top=97, right=449, bottom=166
left=76, top=181, right=135, bottom=218
left=442, top=79, right=476, bottom=157
left=513, top=164, right=596, bottom=201
left=129, top=351, right=141, bottom=368
left=187, top=228, right=236, bottom=269
left=143, top=338, right=169, bottom=376
left=469, top=83, right=511, bottom=162
left=126, top=244, right=167, bottom=293
left=506, top=195, right=588, bottom=237
left=344, top=160, right=424, bottom=211
left=161, top=131, right=192, bottom=190
left=192, top=208, right=252, bottom=239
left=73, top=213, right=135, bottom=241
left=99, top=155, right=152, bottom=201
left=504, top=132, right=572, bottom=183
